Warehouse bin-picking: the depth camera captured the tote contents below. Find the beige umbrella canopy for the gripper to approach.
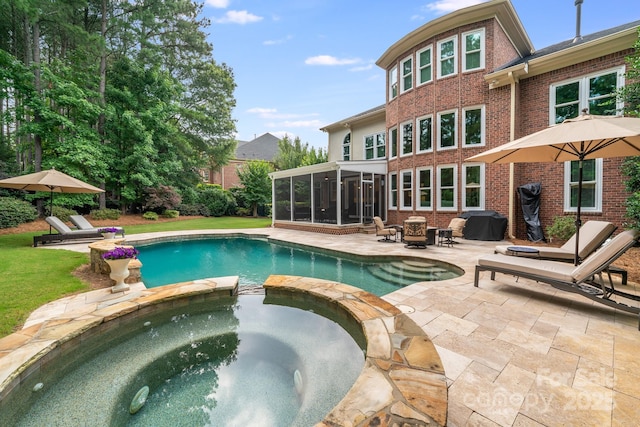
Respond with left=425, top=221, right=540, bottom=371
left=466, top=113, right=640, bottom=265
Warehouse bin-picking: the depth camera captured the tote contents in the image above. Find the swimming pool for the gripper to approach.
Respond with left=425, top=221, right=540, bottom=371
left=136, top=236, right=463, bottom=295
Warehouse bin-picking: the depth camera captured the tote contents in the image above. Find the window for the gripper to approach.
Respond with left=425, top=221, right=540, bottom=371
left=417, top=167, right=432, bottom=210
left=463, top=106, right=484, bottom=146
left=438, top=110, right=457, bottom=150
left=437, top=36, right=457, bottom=78
left=417, top=45, right=432, bottom=85
left=342, top=133, right=351, bottom=161
left=462, top=29, right=484, bottom=72
left=400, top=170, right=413, bottom=210
left=417, top=115, right=433, bottom=153
left=437, top=165, right=457, bottom=211
left=564, top=159, right=602, bottom=213
left=389, top=172, right=398, bottom=208
left=389, top=66, right=398, bottom=100
left=401, top=121, right=413, bottom=156
left=401, top=56, right=413, bottom=93
left=463, top=164, right=484, bottom=210
left=550, top=67, right=623, bottom=124
left=364, top=132, right=386, bottom=160
left=389, top=127, right=398, bottom=159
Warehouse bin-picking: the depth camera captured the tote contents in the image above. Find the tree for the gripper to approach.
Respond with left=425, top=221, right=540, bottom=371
left=237, top=160, right=273, bottom=217
left=620, top=29, right=640, bottom=229
left=272, top=135, right=327, bottom=170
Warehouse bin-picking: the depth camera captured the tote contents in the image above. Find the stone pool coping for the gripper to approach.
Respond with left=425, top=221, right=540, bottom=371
left=0, top=275, right=447, bottom=426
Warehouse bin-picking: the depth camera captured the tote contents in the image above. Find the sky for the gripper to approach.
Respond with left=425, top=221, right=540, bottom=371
left=199, top=0, right=640, bottom=149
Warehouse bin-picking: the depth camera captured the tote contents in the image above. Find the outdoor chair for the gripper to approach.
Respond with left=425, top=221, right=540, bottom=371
left=475, top=229, right=640, bottom=328
left=403, top=216, right=427, bottom=248
left=373, top=216, right=397, bottom=242
left=34, top=216, right=104, bottom=246
left=69, top=215, right=125, bottom=237
left=495, top=220, right=616, bottom=262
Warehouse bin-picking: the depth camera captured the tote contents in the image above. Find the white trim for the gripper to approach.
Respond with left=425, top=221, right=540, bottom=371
left=563, top=158, right=603, bottom=213
left=364, top=132, right=386, bottom=160
left=400, top=169, right=413, bottom=211
left=389, top=66, right=398, bottom=100
left=416, top=166, right=433, bottom=211
left=462, top=163, right=485, bottom=210
left=416, top=45, right=433, bottom=86
left=437, top=164, right=458, bottom=211
left=416, top=114, right=434, bottom=153
left=400, top=120, right=413, bottom=157
left=462, top=105, right=485, bottom=147
left=437, top=36, right=457, bottom=79
left=389, top=172, right=398, bottom=209
left=462, top=28, right=485, bottom=72
left=400, top=55, right=413, bottom=93
left=389, top=126, right=398, bottom=159
left=437, top=109, right=458, bottom=151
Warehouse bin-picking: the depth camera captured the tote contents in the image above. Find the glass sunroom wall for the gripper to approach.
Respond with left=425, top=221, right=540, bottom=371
left=313, top=170, right=337, bottom=223
left=292, top=174, right=312, bottom=221
left=274, top=177, right=292, bottom=220
left=341, top=170, right=361, bottom=224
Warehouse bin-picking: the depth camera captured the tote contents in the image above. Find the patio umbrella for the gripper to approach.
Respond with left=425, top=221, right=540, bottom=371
left=0, top=168, right=104, bottom=230
left=466, top=113, right=640, bottom=265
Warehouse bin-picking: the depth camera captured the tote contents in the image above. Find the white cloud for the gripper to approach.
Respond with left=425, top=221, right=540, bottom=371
left=424, top=0, right=488, bottom=14
left=263, top=35, right=293, bottom=46
left=247, top=107, right=277, bottom=115
left=204, top=0, right=229, bottom=8
left=213, top=10, right=263, bottom=24
left=249, top=108, right=320, bottom=121
left=267, top=120, right=323, bottom=129
left=305, top=55, right=361, bottom=66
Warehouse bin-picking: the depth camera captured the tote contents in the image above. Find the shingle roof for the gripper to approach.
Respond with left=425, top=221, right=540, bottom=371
left=235, top=133, right=280, bottom=161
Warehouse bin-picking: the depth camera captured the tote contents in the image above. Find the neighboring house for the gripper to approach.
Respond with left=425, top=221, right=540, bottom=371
left=204, top=133, right=280, bottom=189
left=270, top=0, right=639, bottom=239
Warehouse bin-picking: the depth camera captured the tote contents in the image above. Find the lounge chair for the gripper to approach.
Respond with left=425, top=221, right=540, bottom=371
left=475, top=229, right=640, bottom=328
left=495, top=220, right=616, bottom=262
left=33, top=216, right=104, bottom=246
left=373, top=216, right=397, bottom=242
left=69, top=215, right=125, bottom=237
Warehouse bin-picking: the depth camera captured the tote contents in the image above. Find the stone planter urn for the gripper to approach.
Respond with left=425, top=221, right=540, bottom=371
left=105, top=258, right=131, bottom=293
left=101, top=232, right=116, bottom=240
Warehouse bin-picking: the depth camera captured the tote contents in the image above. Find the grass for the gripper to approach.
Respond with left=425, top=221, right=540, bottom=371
left=0, top=216, right=271, bottom=338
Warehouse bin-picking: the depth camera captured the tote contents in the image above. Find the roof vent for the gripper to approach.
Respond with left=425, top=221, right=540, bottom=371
left=573, top=0, right=584, bottom=43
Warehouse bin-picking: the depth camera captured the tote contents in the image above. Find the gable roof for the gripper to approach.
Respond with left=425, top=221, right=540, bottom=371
left=235, top=133, right=280, bottom=161
left=320, top=104, right=386, bottom=132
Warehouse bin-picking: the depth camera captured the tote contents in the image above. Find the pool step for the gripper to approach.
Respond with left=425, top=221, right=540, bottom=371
left=367, top=260, right=454, bottom=286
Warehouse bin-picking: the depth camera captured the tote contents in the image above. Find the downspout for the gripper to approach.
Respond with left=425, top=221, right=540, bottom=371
left=508, top=71, right=517, bottom=239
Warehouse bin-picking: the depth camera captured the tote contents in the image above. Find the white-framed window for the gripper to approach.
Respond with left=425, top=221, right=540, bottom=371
left=416, top=167, right=433, bottom=210
left=389, top=172, right=398, bottom=208
left=389, top=66, right=398, bottom=100
left=364, top=132, right=386, bottom=160
left=342, top=133, right=351, bottom=161
left=389, top=126, right=398, bottom=159
left=417, top=115, right=433, bottom=153
left=462, top=105, right=485, bottom=147
left=417, top=45, right=432, bottom=86
left=564, top=159, right=603, bottom=213
left=462, top=163, right=485, bottom=210
left=437, top=164, right=457, bottom=211
left=550, top=67, right=624, bottom=124
left=401, top=55, right=413, bottom=93
left=437, top=36, right=457, bottom=79
left=400, top=169, right=413, bottom=210
left=437, top=110, right=457, bottom=150
left=462, top=28, right=485, bottom=72
left=401, top=121, right=413, bottom=156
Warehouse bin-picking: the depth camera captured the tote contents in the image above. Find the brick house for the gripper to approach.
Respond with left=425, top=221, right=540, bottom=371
left=270, top=0, right=639, bottom=239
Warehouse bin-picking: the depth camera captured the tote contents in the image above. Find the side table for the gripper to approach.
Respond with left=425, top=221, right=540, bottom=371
left=506, top=246, right=539, bottom=257
left=437, top=228, right=454, bottom=247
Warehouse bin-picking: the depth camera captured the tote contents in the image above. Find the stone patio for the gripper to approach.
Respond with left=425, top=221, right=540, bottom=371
left=3, top=227, right=640, bottom=426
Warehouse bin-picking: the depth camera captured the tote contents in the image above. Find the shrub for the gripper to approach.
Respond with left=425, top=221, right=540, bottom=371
left=48, top=206, right=77, bottom=222
left=546, top=216, right=576, bottom=241
left=177, top=203, right=210, bottom=216
left=162, top=209, right=179, bottom=218
left=143, top=211, right=159, bottom=221
left=143, top=185, right=182, bottom=213
left=197, top=185, right=236, bottom=217
left=91, top=208, right=121, bottom=220
left=0, top=197, right=38, bottom=229
left=235, top=207, right=251, bottom=216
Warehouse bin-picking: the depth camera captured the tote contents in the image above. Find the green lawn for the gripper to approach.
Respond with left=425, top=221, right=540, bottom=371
left=0, top=216, right=271, bottom=338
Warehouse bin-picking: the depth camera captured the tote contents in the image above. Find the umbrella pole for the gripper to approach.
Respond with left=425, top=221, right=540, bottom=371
left=574, top=158, right=584, bottom=266
left=48, top=190, right=54, bottom=234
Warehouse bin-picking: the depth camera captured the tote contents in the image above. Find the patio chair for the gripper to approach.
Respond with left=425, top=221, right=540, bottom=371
left=373, top=216, right=397, bottom=242
left=403, top=216, right=427, bottom=248
left=475, top=229, right=640, bottom=328
left=69, top=215, right=125, bottom=237
left=495, top=220, right=616, bottom=262
left=34, top=216, right=104, bottom=246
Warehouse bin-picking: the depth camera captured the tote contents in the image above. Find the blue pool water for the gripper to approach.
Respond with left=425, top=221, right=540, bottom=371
left=136, top=237, right=463, bottom=295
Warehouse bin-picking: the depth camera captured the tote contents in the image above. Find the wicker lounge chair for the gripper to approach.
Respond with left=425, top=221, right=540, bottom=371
left=475, top=229, right=640, bottom=328
left=33, top=216, right=104, bottom=246
left=373, top=216, right=397, bottom=242
left=495, top=220, right=616, bottom=262
left=69, top=215, right=125, bottom=237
